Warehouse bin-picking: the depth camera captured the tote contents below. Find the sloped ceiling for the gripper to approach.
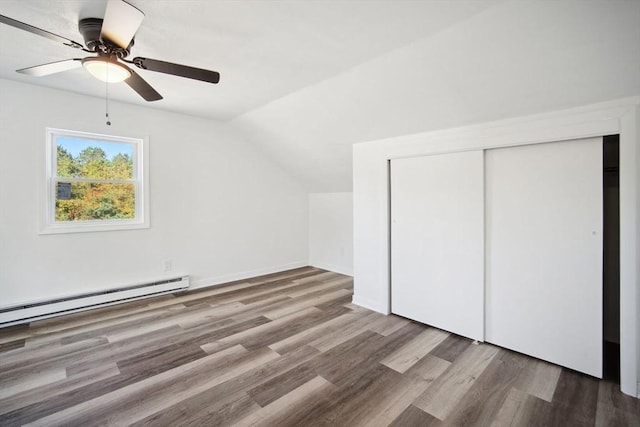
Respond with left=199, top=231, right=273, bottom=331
left=0, top=0, right=501, bottom=120
left=232, top=0, right=640, bottom=191
left=1, top=1, right=639, bottom=192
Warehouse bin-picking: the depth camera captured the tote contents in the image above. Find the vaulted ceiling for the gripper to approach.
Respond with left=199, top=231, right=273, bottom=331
left=0, top=0, right=501, bottom=120
left=1, top=1, right=638, bottom=192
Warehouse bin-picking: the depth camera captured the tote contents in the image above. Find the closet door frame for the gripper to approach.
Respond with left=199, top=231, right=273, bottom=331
left=352, top=97, right=639, bottom=397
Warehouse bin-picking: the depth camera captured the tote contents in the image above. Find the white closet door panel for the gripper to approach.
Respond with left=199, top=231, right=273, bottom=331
left=485, top=138, right=603, bottom=377
left=391, top=150, right=484, bottom=341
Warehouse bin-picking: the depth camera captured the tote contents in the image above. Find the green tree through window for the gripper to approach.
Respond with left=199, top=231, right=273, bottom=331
left=55, top=137, right=136, bottom=221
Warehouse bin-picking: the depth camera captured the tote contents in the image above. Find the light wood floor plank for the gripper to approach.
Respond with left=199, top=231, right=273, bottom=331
left=132, top=344, right=320, bottom=426
left=99, top=347, right=280, bottom=427
left=24, top=344, right=258, bottom=427
left=0, top=368, right=67, bottom=400
left=23, top=303, right=182, bottom=345
left=268, top=310, right=366, bottom=354
left=440, top=348, right=529, bottom=426
left=308, top=311, right=381, bottom=352
left=200, top=307, right=323, bottom=353
left=429, top=333, right=473, bottom=362
left=232, top=375, right=335, bottom=427
left=381, top=327, right=450, bottom=373
left=356, top=355, right=451, bottom=426
left=490, top=387, right=547, bottom=427
left=367, top=313, right=411, bottom=336
left=513, top=357, right=562, bottom=402
left=0, top=363, right=120, bottom=416
left=0, top=336, right=107, bottom=372
left=414, top=342, right=501, bottom=420
left=176, top=301, right=247, bottom=329
left=389, top=404, right=441, bottom=426
left=263, top=288, right=352, bottom=320
left=284, top=275, right=352, bottom=298
left=289, top=270, right=341, bottom=285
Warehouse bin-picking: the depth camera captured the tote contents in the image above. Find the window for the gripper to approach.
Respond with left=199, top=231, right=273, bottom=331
left=41, top=128, right=149, bottom=234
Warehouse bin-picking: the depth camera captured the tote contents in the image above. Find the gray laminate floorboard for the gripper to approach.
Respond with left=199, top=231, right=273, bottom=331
left=0, top=267, right=637, bottom=426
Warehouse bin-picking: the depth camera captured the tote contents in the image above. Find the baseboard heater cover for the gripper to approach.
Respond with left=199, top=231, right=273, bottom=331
left=0, top=276, right=189, bottom=327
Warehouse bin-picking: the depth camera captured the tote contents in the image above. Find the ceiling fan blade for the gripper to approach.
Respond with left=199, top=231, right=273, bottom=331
left=125, top=69, right=162, bottom=101
left=17, top=59, right=83, bottom=77
left=100, top=0, right=144, bottom=49
left=132, top=57, right=220, bottom=84
left=0, top=14, right=83, bottom=49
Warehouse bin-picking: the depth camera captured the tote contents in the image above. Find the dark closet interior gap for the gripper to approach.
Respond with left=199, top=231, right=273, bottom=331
left=602, top=134, right=620, bottom=382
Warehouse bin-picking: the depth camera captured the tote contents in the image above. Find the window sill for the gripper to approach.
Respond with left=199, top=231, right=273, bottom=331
left=39, top=220, right=149, bottom=235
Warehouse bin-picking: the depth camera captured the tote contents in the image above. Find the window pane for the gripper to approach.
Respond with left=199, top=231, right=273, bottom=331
left=56, top=136, right=134, bottom=179
left=55, top=182, right=135, bottom=221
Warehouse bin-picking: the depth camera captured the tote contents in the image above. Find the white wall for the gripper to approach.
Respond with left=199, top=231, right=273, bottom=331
left=0, top=79, right=308, bottom=307
left=308, top=192, right=353, bottom=276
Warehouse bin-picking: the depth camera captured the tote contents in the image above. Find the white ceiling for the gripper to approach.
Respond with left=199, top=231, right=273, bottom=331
left=0, top=0, right=501, bottom=121
left=2, top=1, right=638, bottom=192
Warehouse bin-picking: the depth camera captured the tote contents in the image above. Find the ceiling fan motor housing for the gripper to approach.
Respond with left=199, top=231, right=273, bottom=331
left=79, top=18, right=133, bottom=58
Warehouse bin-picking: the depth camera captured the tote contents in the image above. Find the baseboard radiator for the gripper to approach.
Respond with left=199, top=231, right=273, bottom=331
left=0, top=276, right=189, bottom=327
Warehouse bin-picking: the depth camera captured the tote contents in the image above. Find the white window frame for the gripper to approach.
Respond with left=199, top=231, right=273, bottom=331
left=41, top=128, right=149, bottom=234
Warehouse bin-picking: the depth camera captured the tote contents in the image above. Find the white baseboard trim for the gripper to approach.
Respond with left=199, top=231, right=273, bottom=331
left=189, top=261, right=308, bottom=290
left=309, top=262, right=353, bottom=277
left=352, top=294, right=389, bottom=314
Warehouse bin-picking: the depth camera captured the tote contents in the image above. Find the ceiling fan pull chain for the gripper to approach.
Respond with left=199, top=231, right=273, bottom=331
left=105, top=68, right=112, bottom=126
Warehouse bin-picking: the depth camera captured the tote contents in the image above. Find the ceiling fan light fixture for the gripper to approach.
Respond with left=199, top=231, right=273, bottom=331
left=82, top=57, right=131, bottom=83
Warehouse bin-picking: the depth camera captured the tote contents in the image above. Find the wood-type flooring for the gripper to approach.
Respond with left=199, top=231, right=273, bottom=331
left=0, top=267, right=638, bottom=426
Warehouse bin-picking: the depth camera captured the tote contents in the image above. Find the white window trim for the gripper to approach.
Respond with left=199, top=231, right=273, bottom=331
left=40, top=128, right=150, bottom=234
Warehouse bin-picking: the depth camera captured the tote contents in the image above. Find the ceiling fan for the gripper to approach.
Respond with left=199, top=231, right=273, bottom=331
left=0, top=0, right=220, bottom=101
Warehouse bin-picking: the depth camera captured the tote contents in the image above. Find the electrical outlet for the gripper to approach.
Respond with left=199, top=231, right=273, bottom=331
left=163, top=259, right=172, bottom=272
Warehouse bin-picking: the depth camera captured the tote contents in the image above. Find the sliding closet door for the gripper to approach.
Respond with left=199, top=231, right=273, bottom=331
left=485, top=138, right=603, bottom=377
left=391, top=151, right=484, bottom=341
